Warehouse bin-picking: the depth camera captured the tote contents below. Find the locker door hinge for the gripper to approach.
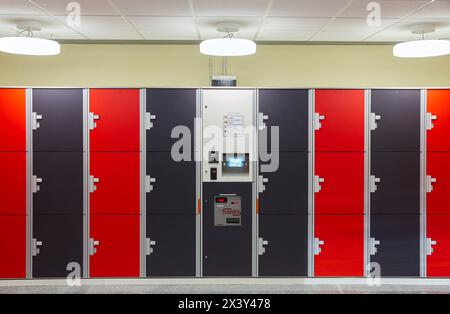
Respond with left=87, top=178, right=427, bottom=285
left=258, top=113, right=268, bottom=131
left=258, top=175, right=268, bottom=194
left=88, top=238, right=100, bottom=256
left=89, top=176, right=100, bottom=193
left=369, top=238, right=380, bottom=256
left=370, top=175, right=381, bottom=193
left=145, top=238, right=157, bottom=255
left=31, top=238, right=43, bottom=257
left=427, top=176, right=437, bottom=193
left=314, top=113, right=325, bottom=131
left=426, top=238, right=437, bottom=256
left=370, top=113, right=381, bottom=131
left=32, top=175, right=43, bottom=193
left=145, top=175, right=156, bottom=193
left=314, top=238, right=324, bottom=255
left=88, top=112, right=100, bottom=130
left=31, top=112, right=43, bottom=130
left=258, top=238, right=269, bottom=256
left=314, top=175, right=325, bottom=193
left=145, top=112, right=157, bottom=130
left=426, top=113, right=437, bottom=131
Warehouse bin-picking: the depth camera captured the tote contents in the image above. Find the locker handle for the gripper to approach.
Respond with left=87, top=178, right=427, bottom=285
left=258, top=175, right=268, bottom=194
left=314, top=176, right=325, bottom=193
left=258, top=112, right=268, bottom=131
left=145, top=238, right=157, bottom=255
left=314, top=113, right=325, bottom=131
left=369, top=238, right=380, bottom=256
left=32, top=176, right=43, bottom=193
left=88, top=113, right=100, bottom=130
left=314, top=238, right=324, bottom=256
left=31, top=112, right=43, bottom=130
left=89, top=238, right=100, bottom=256
left=145, top=175, right=156, bottom=193
left=427, top=176, right=437, bottom=193
left=145, top=112, right=157, bottom=130
left=370, top=176, right=381, bottom=193
left=426, top=238, right=437, bottom=256
left=258, top=238, right=269, bottom=256
left=427, top=113, right=437, bottom=131
left=89, top=176, right=100, bottom=193
left=32, top=238, right=43, bottom=256
left=370, top=113, right=381, bottom=131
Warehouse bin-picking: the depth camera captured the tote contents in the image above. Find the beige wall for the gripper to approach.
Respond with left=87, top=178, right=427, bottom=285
left=0, top=43, right=449, bottom=87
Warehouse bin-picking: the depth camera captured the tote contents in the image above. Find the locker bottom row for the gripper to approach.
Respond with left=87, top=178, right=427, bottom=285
left=2, top=214, right=450, bottom=278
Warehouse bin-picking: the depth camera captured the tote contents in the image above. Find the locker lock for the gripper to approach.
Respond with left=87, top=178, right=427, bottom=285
left=32, top=238, right=43, bottom=257
left=314, top=113, right=325, bottom=131
left=426, top=113, right=437, bottom=131
left=88, top=113, right=100, bottom=130
left=145, top=112, right=157, bottom=130
left=370, top=113, right=381, bottom=131
left=145, top=238, right=157, bottom=255
left=369, top=238, right=380, bottom=256
left=258, top=112, right=268, bottom=131
left=314, top=238, right=324, bottom=256
left=258, top=238, right=269, bottom=256
left=31, top=112, right=43, bottom=130
left=314, top=176, right=325, bottom=193
left=426, top=238, right=437, bottom=256
left=370, top=176, right=381, bottom=193
left=89, top=176, right=100, bottom=193
left=258, top=175, right=269, bottom=194
left=32, top=176, right=43, bottom=193
left=145, top=176, right=156, bottom=193
left=427, top=176, right=437, bottom=193
left=89, top=238, right=100, bottom=256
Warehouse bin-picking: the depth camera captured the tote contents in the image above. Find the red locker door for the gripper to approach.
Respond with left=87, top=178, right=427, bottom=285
left=314, top=215, right=364, bottom=277
left=90, top=215, right=140, bottom=277
left=427, top=90, right=450, bottom=151
left=315, top=89, right=365, bottom=152
left=427, top=153, right=450, bottom=215
left=315, top=153, right=364, bottom=215
left=0, top=89, right=26, bottom=151
left=90, top=89, right=140, bottom=152
left=427, top=215, right=450, bottom=277
left=0, top=153, right=26, bottom=214
left=90, top=152, right=140, bottom=215
left=0, top=215, right=26, bottom=278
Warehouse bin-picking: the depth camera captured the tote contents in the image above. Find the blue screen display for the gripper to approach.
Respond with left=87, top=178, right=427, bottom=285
left=227, top=157, right=244, bottom=168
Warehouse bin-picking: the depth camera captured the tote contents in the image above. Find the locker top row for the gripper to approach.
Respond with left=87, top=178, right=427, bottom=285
left=1, top=88, right=450, bottom=156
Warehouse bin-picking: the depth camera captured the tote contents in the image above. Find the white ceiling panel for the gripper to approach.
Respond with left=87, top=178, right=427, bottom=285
left=256, top=30, right=316, bottom=41
left=193, top=0, right=270, bottom=17
left=340, top=0, right=430, bottom=18
left=260, top=17, right=330, bottom=32
left=33, top=0, right=117, bottom=16
left=67, top=16, right=140, bottom=39
left=197, top=16, right=260, bottom=40
left=410, top=0, right=450, bottom=19
left=113, top=0, right=192, bottom=16
left=268, top=0, right=350, bottom=18
left=0, top=0, right=44, bottom=15
left=129, top=16, right=198, bottom=39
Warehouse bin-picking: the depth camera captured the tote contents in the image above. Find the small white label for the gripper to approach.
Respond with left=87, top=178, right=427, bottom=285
left=224, top=113, right=244, bottom=137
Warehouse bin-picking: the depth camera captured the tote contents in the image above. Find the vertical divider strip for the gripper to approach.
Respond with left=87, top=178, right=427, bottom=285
left=83, top=88, right=90, bottom=278
left=26, top=88, right=32, bottom=279
left=420, top=89, right=427, bottom=278
left=308, top=89, right=315, bottom=277
left=140, top=88, right=146, bottom=278
left=196, top=89, right=203, bottom=277
left=364, top=89, right=371, bottom=277
left=252, top=89, right=258, bottom=277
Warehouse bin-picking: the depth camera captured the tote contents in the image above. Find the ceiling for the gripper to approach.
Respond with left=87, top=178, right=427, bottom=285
left=0, top=0, right=449, bottom=42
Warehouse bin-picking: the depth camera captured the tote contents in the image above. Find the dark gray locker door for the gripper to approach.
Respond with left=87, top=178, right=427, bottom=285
left=146, top=214, right=196, bottom=277
left=259, top=89, right=309, bottom=152
left=370, top=215, right=420, bottom=277
left=259, top=214, right=308, bottom=277
left=32, top=214, right=83, bottom=278
left=203, top=182, right=252, bottom=277
left=146, top=89, right=196, bottom=152
left=371, top=89, right=421, bottom=152
left=33, top=89, right=83, bottom=152
left=259, top=152, right=308, bottom=215
left=146, top=152, right=196, bottom=215
left=371, top=152, right=420, bottom=214
left=33, top=152, right=83, bottom=215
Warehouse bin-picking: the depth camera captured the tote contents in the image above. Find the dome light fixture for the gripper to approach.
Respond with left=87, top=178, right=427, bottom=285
left=0, top=22, right=60, bottom=56
left=200, top=23, right=256, bottom=57
left=393, top=24, right=450, bottom=58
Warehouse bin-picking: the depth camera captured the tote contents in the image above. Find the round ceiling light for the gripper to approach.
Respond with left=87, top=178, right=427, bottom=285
left=0, top=22, right=60, bottom=56
left=393, top=23, right=450, bottom=58
left=200, top=22, right=256, bottom=57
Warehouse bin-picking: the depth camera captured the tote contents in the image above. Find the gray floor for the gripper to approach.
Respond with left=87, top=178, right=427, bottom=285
left=2, top=284, right=450, bottom=294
